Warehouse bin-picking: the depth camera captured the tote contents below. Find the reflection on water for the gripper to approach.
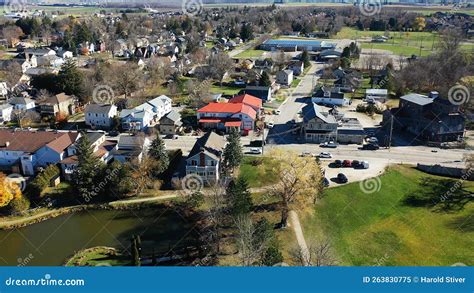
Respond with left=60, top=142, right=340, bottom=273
left=0, top=208, right=196, bottom=266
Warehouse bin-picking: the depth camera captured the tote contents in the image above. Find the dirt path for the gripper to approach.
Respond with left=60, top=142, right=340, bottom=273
left=289, top=210, right=310, bottom=266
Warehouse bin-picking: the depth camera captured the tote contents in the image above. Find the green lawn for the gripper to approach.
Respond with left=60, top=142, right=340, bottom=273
left=302, top=165, right=474, bottom=266
left=291, top=79, right=302, bottom=88
left=210, top=84, right=241, bottom=95
left=235, top=49, right=266, bottom=59
left=239, top=156, right=279, bottom=188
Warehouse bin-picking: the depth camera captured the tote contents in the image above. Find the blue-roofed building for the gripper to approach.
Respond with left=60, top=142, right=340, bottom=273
left=260, top=39, right=336, bottom=52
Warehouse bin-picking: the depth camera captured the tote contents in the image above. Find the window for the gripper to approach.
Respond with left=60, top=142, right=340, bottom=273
left=191, top=160, right=197, bottom=166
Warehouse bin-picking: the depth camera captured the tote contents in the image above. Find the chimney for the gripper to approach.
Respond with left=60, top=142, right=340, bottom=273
left=5, top=141, right=10, bottom=147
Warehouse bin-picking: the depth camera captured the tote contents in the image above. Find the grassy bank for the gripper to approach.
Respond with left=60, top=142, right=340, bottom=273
left=302, top=165, right=474, bottom=266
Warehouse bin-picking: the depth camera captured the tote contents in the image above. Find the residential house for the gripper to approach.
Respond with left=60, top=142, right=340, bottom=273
left=365, top=89, right=388, bottom=104
left=159, top=110, right=183, bottom=135
left=38, top=93, right=76, bottom=117
left=254, top=59, right=274, bottom=71
left=9, top=96, right=36, bottom=111
left=312, top=86, right=350, bottom=107
left=239, top=86, right=272, bottom=102
left=197, top=102, right=257, bottom=135
left=85, top=104, right=118, bottom=130
left=60, top=132, right=116, bottom=180
left=241, top=59, right=255, bottom=70
left=185, top=131, right=226, bottom=184
left=112, top=135, right=150, bottom=163
left=301, top=103, right=338, bottom=143
left=0, top=130, right=79, bottom=175
left=276, top=70, right=294, bottom=86
left=0, top=82, right=8, bottom=101
left=383, top=92, right=465, bottom=143
left=37, top=55, right=64, bottom=68
left=228, top=94, right=262, bottom=113
left=0, top=55, right=37, bottom=73
left=288, top=61, right=304, bottom=76
left=0, top=104, right=13, bottom=123
left=337, top=118, right=365, bottom=144
left=23, top=48, right=56, bottom=57
left=120, top=95, right=172, bottom=131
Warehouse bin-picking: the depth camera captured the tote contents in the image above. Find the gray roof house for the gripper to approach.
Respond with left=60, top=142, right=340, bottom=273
left=302, top=103, right=338, bottom=143
left=185, top=132, right=226, bottom=184
left=159, top=110, right=183, bottom=135
left=112, top=135, right=150, bottom=163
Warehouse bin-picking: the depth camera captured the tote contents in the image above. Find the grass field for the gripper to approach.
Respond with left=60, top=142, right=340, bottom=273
left=235, top=49, right=266, bottom=59
left=302, top=165, right=474, bottom=266
left=239, top=156, right=279, bottom=188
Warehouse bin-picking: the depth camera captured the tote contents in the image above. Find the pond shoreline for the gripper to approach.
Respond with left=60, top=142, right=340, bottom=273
left=0, top=194, right=179, bottom=230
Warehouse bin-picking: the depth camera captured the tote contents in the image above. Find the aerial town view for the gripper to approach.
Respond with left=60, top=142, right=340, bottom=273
left=0, top=0, right=472, bottom=281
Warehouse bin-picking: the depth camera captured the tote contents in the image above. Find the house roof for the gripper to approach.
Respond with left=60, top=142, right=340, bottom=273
left=117, top=135, right=146, bottom=150
left=228, top=94, right=262, bottom=110
left=400, top=93, right=433, bottom=106
left=188, top=132, right=226, bottom=161
left=41, top=93, right=73, bottom=105
left=0, top=130, right=78, bottom=153
left=85, top=103, right=116, bottom=114
left=224, top=121, right=242, bottom=127
left=302, top=103, right=337, bottom=124
left=198, top=102, right=257, bottom=120
left=161, top=109, right=181, bottom=122
left=9, top=96, right=34, bottom=105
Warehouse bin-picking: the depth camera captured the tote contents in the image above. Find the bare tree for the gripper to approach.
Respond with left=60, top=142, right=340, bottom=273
left=2, top=25, right=23, bottom=48
left=208, top=52, right=234, bottom=86
left=206, top=183, right=227, bottom=255
left=292, top=239, right=337, bottom=266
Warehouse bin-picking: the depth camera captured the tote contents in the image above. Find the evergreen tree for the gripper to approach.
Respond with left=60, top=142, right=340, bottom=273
left=71, top=133, right=103, bottom=202
left=262, top=244, right=284, bottom=266
left=148, top=135, right=170, bottom=177
left=341, top=47, right=351, bottom=59
left=58, top=58, right=84, bottom=98
left=259, top=71, right=272, bottom=87
left=240, top=23, right=254, bottom=41
left=301, top=50, right=311, bottom=68
left=131, top=236, right=141, bottom=266
left=103, top=161, right=135, bottom=200
left=227, top=177, right=253, bottom=217
left=223, top=128, right=243, bottom=172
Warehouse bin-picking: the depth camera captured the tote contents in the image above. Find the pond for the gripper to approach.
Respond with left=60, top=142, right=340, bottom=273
left=0, top=208, right=197, bottom=266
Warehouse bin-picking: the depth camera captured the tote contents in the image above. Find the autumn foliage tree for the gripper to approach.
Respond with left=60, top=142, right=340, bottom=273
left=265, top=150, right=323, bottom=228
left=0, top=173, right=22, bottom=208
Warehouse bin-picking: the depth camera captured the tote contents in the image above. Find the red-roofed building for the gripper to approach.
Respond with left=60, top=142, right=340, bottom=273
left=228, top=94, right=262, bottom=113
left=197, top=101, right=258, bottom=134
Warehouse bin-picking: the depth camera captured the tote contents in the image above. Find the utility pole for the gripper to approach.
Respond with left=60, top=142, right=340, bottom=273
left=388, top=114, right=394, bottom=149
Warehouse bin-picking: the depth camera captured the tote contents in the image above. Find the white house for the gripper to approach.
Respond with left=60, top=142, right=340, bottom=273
left=0, top=130, right=79, bottom=176
left=112, top=135, right=150, bottom=163
left=276, top=70, right=294, bottom=86
left=365, top=89, right=388, bottom=103
left=85, top=104, right=118, bottom=130
left=120, top=95, right=172, bottom=131
left=0, top=104, right=13, bottom=123
left=312, top=86, right=350, bottom=107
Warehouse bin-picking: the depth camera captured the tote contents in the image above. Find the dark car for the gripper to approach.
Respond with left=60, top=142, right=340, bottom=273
left=165, top=134, right=179, bottom=140
left=342, top=160, right=352, bottom=168
left=337, top=173, right=348, bottom=183
left=334, top=160, right=343, bottom=168
left=352, top=160, right=360, bottom=168
left=323, top=177, right=330, bottom=187
left=362, top=143, right=380, bottom=150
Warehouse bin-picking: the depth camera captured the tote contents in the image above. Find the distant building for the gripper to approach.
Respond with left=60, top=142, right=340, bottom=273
left=239, top=86, right=272, bottom=102
left=9, top=96, right=36, bottom=111
left=288, top=61, right=304, bottom=76
left=112, top=135, right=150, bottom=163
left=159, top=110, right=183, bottom=135
left=0, top=104, right=13, bottom=123
left=365, top=89, right=388, bottom=103
left=38, top=93, right=76, bottom=117
left=85, top=104, right=118, bottom=130
left=185, top=132, right=226, bottom=184
left=383, top=91, right=465, bottom=143
left=260, top=39, right=336, bottom=52
left=120, top=95, right=172, bottom=131
left=312, top=86, right=350, bottom=107
left=301, top=103, right=338, bottom=143
left=276, top=70, right=294, bottom=86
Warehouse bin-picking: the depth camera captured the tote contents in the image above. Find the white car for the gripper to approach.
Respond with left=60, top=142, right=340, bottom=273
left=266, top=122, right=274, bottom=129
left=274, top=109, right=281, bottom=115
left=319, top=152, right=333, bottom=159
left=250, top=148, right=263, bottom=155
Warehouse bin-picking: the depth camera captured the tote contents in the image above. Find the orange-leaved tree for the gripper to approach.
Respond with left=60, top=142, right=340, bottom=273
left=0, top=172, right=22, bottom=207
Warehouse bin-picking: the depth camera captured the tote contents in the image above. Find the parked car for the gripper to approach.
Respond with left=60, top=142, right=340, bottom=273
left=250, top=147, right=263, bottom=154
left=362, top=143, right=380, bottom=150
left=319, top=152, right=333, bottom=159
left=352, top=160, right=360, bottom=168
left=360, top=161, right=369, bottom=169
left=337, top=173, right=348, bottom=183
left=367, top=137, right=379, bottom=144
left=323, top=177, right=330, bottom=187
left=301, top=151, right=315, bottom=157
left=165, top=134, right=179, bottom=140
left=320, top=141, right=338, bottom=148
left=342, top=160, right=352, bottom=167
left=266, top=122, right=274, bottom=129
left=334, top=160, right=343, bottom=168
left=274, top=109, right=281, bottom=115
